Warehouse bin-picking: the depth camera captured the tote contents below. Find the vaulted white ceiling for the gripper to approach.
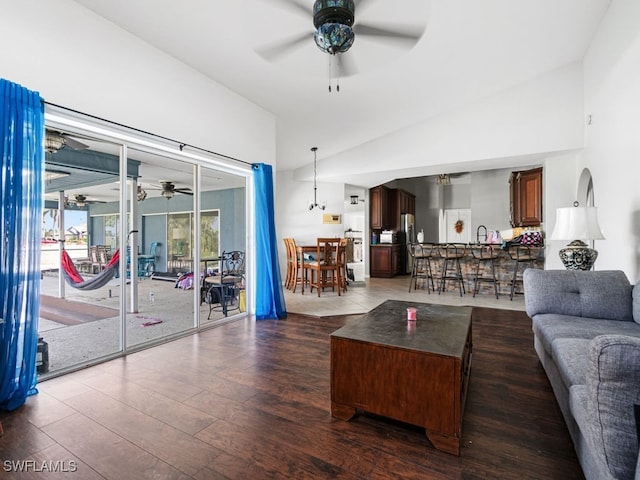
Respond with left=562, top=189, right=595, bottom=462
left=70, top=0, right=611, bottom=176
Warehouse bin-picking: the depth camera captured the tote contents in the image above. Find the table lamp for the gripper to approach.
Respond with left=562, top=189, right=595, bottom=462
left=550, top=203, right=605, bottom=270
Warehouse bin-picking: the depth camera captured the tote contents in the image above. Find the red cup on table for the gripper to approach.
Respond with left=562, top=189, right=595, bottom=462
left=407, top=307, right=417, bottom=321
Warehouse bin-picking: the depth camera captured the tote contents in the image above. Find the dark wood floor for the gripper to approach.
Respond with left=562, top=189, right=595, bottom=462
left=0, top=307, right=584, bottom=479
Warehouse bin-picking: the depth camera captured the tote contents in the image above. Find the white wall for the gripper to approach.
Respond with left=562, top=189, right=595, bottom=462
left=0, top=0, right=276, bottom=166
left=294, top=62, right=585, bottom=188
left=279, top=64, right=587, bottom=276
left=275, top=170, right=348, bottom=276
left=469, top=169, right=512, bottom=235
left=581, top=0, right=640, bottom=281
left=542, top=152, right=580, bottom=270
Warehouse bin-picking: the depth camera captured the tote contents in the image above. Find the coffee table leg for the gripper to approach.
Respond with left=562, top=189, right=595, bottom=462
left=331, top=402, right=357, bottom=421
left=425, top=430, right=460, bottom=456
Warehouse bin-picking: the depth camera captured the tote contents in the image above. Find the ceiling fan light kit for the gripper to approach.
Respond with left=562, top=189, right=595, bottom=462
left=313, top=0, right=355, bottom=55
left=315, top=23, right=354, bottom=55
left=45, top=132, right=66, bottom=154
left=162, top=189, right=175, bottom=199
left=74, top=194, right=87, bottom=207
left=158, top=181, right=192, bottom=200
left=45, top=129, right=91, bottom=154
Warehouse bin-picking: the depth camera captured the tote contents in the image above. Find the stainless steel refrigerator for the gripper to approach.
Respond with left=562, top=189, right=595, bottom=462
left=401, top=213, right=415, bottom=274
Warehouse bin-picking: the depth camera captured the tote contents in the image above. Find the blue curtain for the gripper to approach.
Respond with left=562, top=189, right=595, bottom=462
left=0, top=79, right=44, bottom=410
left=253, top=163, right=286, bottom=320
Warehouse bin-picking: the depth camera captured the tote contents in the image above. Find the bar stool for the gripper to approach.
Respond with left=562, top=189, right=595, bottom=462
left=438, top=243, right=467, bottom=296
left=508, top=245, right=540, bottom=300
left=408, top=243, right=435, bottom=293
left=470, top=244, right=499, bottom=299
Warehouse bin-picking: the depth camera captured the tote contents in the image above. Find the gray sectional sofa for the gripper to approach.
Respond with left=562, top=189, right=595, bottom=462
left=523, top=269, right=640, bottom=480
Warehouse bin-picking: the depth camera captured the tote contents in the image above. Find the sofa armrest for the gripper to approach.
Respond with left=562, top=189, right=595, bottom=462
left=523, top=269, right=633, bottom=321
left=584, top=335, right=640, bottom=479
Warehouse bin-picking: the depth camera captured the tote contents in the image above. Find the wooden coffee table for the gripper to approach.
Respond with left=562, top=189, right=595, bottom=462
left=330, top=300, right=472, bottom=455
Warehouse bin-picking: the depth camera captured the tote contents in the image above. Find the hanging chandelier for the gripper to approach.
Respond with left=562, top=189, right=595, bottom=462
left=308, top=147, right=326, bottom=211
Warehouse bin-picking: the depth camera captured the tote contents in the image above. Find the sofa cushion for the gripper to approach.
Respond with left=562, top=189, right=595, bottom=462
left=633, top=281, right=640, bottom=325
left=524, top=270, right=633, bottom=321
left=551, top=338, right=590, bottom=388
left=585, top=335, right=640, bottom=479
left=570, top=384, right=588, bottom=423
left=532, top=314, right=640, bottom=357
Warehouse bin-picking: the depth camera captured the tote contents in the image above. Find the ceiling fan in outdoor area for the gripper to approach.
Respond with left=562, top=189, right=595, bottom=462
left=153, top=181, right=193, bottom=199
left=64, top=194, right=105, bottom=208
left=45, top=129, right=90, bottom=154
left=254, top=0, right=426, bottom=91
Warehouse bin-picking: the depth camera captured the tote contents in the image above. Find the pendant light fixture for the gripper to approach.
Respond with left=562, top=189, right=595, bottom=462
left=308, top=147, right=326, bottom=211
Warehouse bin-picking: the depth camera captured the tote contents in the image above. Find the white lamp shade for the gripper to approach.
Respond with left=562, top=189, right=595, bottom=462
left=550, top=207, right=605, bottom=241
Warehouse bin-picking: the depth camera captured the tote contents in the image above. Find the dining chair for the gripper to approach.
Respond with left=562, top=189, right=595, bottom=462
left=337, top=237, right=348, bottom=293
left=283, top=238, right=305, bottom=292
left=283, top=238, right=294, bottom=289
left=305, top=238, right=342, bottom=297
left=290, top=238, right=309, bottom=293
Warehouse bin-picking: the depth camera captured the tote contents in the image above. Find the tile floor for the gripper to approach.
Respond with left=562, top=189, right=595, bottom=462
left=283, top=275, right=526, bottom=317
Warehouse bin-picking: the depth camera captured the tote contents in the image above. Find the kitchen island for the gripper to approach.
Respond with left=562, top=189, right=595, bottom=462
left=372, top=243, right=544, bottom=298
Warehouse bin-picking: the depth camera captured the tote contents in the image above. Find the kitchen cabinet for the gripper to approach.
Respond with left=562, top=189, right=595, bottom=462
left=391, top=189, right=416, bottom=231
left=370, top=244, right=402, bottom=278
left=398, top=189, right=415, bottom=216
left=371, top=186, right=415, bottom=232
left=370, top=185, right=391, bottom=230
left=510, top=167, right=542, bottom=227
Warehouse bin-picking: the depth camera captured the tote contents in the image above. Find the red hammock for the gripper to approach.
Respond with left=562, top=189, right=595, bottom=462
left=61, top=249, right=120, bottom=290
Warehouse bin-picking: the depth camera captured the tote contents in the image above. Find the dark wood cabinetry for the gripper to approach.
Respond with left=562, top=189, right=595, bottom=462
left=391, top=189, right=416, bottom=231
left=510, top=167, right=542, bottom=227
left=370, top=186, right=415, bottom=231
left=370, top=245, right=402, bottom=278
left=370, top=185, right=391, bottom=230
left=369, top=185, right=415, bottom=277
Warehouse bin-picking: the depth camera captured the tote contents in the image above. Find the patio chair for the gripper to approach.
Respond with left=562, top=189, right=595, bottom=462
left=203, top=250, right=245, bottom=318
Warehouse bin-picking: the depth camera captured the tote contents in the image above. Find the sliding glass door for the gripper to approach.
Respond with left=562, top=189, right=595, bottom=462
left=41, top=131, right=124, bottom=374
left=40, top=108, right=250, bottom=377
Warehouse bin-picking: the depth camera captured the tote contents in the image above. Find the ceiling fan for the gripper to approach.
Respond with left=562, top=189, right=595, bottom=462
left=254, top=0, right=425, bottom=88
left=153, top=181, right=193, bottom=199
left=64, top=194, right=105, bottom=208
left=45, top=129, right=90, bottom=154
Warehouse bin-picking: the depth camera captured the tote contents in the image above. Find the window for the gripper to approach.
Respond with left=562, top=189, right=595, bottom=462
left=167, top=210, right=220, bottom=273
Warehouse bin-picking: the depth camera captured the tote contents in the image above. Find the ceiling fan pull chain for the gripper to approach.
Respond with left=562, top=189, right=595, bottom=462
left=327, top=54, right=332, bottom=92
left=326, top=54, right=341, bottom=93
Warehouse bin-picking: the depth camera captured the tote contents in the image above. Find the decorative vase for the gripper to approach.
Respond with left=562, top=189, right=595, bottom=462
left=417, top=229, right=424, bottom=244
left=559, top=240, right=598, bottom=270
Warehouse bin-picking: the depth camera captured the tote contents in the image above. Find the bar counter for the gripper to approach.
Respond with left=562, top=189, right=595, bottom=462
left=410, top=244, right=544, bottom=298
